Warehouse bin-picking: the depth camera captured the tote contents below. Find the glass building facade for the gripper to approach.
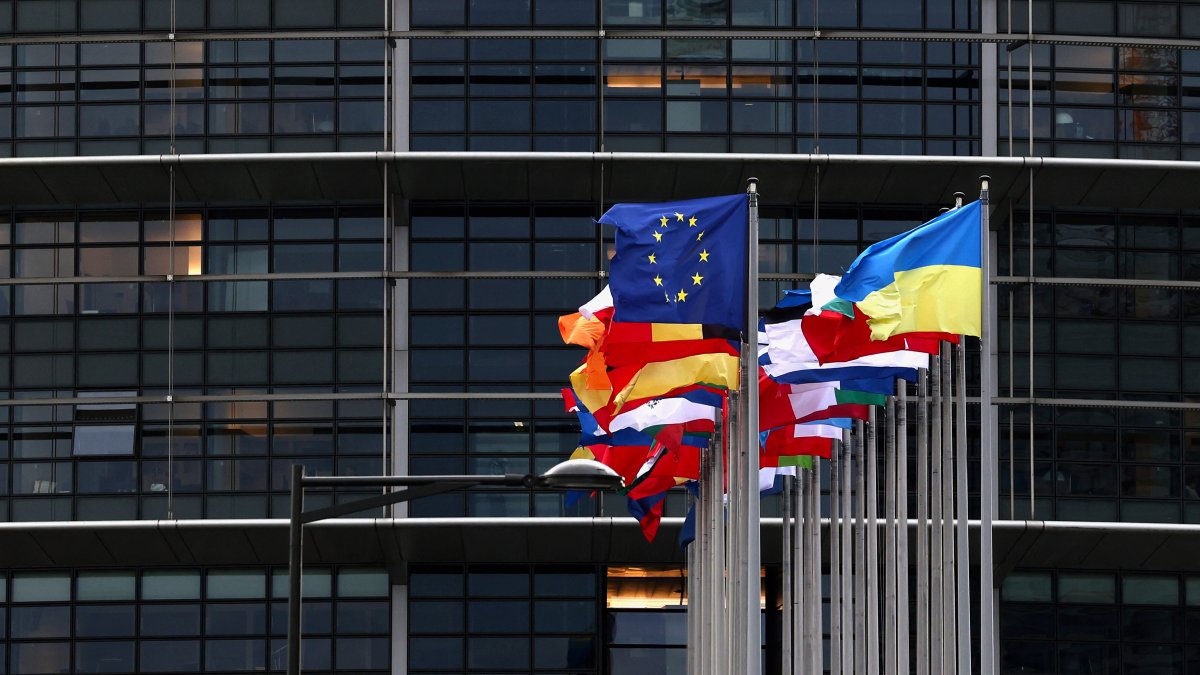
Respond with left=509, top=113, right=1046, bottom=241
left=0, top=0, right=1194, bottom=673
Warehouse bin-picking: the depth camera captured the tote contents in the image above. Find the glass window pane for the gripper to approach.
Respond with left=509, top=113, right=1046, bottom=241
left=76, top=605, right=135, bottom=637
left=204, top=639, right=266, bottom=671
left=338, top=569, right=389, bottom=597
left=211, top=0, right=270, bottom=27
left=11, top=605, right=71, bottom=638
left=410, top=600, right=463, bottom=633
left=468, top=636, right=530, bottom=670
left=1124, top=575, right=1179, bottom=605
left=17, top=0, right=77, bottom=31
left=142, top=570, right=201, bottom=600
left=140, top=605, right=201, bottom=636
left=335, top=637, right=389, bottom=669
left=79, top=104, right=140, bottom=136
left=1001, top=572, right=1052, bottom=602
left=210, top=564, right=268, bottom=595
left=75, top=641, right=135, bottom=673
left=1059, top=573, right=1116, bottom=603
left=77, top=571, right=135, bottom=600
left=206, top=603, right=267, bottom=635
left=140, top=640, right=201, bottom=672
left=273, top=101, right=335, bottom=134
left=469, top=599, right=530, bottom=632
left=12, top=572, right=70, bottom=602
left=11, top=642, right=71, bottom=674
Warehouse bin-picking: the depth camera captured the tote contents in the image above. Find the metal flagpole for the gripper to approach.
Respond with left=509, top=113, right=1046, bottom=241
left=808, top=465, right=822, bottom=675
left=783, top=474, right=794, bottom=675
left=885, top=393, right=899, bottom=675
left=694, top=440, right=710, bottom=675
left=979, top=176, right=997, bottom=675
left=855, top=421, right=867, bottom=673
left=951, top=191, right=972, bottom=674
left=897, top=383, right=911, bottom=675
left=866, top=407, right=881, bottom=675
left=830, top=441, right=843, bottom=675
left=929, top=356, right=943, bottom=675
left=841, top=430, right=855, bottom=673
left=688, top=487, right=699, bottom=675
left=726, top=391, right=740, bottom=675
left=711, top=413, right=727, bottom=675
left=941, top=343, right=957, bottom=670
left=737, top=178, right=763, bottom=675
left=915, top=369, right=930, bottom=675
left=796, top=472, right=808, bottom=673
left=955, top=338, right=972, bottom=673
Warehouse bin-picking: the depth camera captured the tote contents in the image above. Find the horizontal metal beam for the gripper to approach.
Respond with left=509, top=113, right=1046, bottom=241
left=300, top=474, right=529, bottom=488
left=1, top=517, right=1198, bottom=574
left=0, top=270, right=822, bottom=286
left=3, top=151, right=1200, bottom=208
left=2, top=149, right=1200, bottom=207
left=0, top=271, right=1189, bottom=288
left=2, top=28, right=1198, bottom=51
left=0, top=392, right=1195, bottom=409
left=994, top=396, right=1200, bottom=411
left=0, top=271, right=593, bottom=286
left=994, top=275, right=1200, bottom=291
left=0, top=392, right=386, bottom=407
left=0, top=271, right=391, bottom=286
left=0, top=30, right=387, bottom=45
left=0, top=391, right=567, bottom=407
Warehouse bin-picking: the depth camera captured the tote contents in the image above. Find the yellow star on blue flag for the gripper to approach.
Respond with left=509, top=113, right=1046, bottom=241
left=598, top=194, right=748, bottom=332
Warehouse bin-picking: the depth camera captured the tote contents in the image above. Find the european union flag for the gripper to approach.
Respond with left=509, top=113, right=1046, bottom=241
left=600, top=194, right=748, bottom=333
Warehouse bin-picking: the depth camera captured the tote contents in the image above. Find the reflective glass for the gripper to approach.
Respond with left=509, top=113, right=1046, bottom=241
left=142, top=570, right=201, bottom=600
left=140, top=640, right=201, bottom=672
left=76, top=604, right=135, bottom=637
left=77, top=571, right=135, bottom=600
left=12, top=572, right=70, bottom=602
left=1124, top=575, right=1180, bottom=605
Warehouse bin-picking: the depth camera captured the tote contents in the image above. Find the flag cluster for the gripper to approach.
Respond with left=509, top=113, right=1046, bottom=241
left=557, top=194, right=748, bottom=541
left=756, top=201, right=981, bottom=496
left=554, top=194, right=983, bottom=543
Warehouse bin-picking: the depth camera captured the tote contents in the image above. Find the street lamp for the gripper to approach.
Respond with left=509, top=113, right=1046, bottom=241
left=285, top=459, right=623, bottom=675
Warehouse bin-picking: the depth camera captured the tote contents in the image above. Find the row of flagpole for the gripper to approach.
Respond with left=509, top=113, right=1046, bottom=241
left=684, top=179, right=993, bottom=675
left=766, top=352, right=974, bottom=675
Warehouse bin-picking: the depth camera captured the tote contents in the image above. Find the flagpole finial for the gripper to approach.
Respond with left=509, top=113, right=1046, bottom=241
left=979, top=175, right=991, bottom=196
left=746, top=177, right=758, bottom=195
left=953, top=192, right=965, bottom=209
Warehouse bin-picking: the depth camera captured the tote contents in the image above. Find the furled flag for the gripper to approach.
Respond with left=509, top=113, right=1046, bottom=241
left=761, top=426, right=835, bottom=459
left=760, top=454, right=817, bottom=470
left=759, top=375, right=873, bottom=430
left=759, top=289, right=927, bottom=385
left=606, top=352, right=739, bottom=413
left=559, top=311, right=612, bottom=391
left=600, top=194, right=748, bottom=333
left=561, top=388, right=709, bottom=502
left=569, top=285, right=740, bottom=369
left=608, top=389, right=724, bottom=435
left=602, top=321, right=740, bottom=368
left=759, top=464, right=809, bottom=493
left=626, top=490, right=669, bottom=542
left=834, top=201, right=982, bottom=341
left=803, top=273, right=958, bottom=364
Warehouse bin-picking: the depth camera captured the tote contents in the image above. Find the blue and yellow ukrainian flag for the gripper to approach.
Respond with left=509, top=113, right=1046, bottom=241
left=834, top=201, right=982, bottom=341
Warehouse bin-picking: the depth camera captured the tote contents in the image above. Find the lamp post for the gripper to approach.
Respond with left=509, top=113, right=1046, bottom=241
left=285, top=459, right=623, bottom=675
